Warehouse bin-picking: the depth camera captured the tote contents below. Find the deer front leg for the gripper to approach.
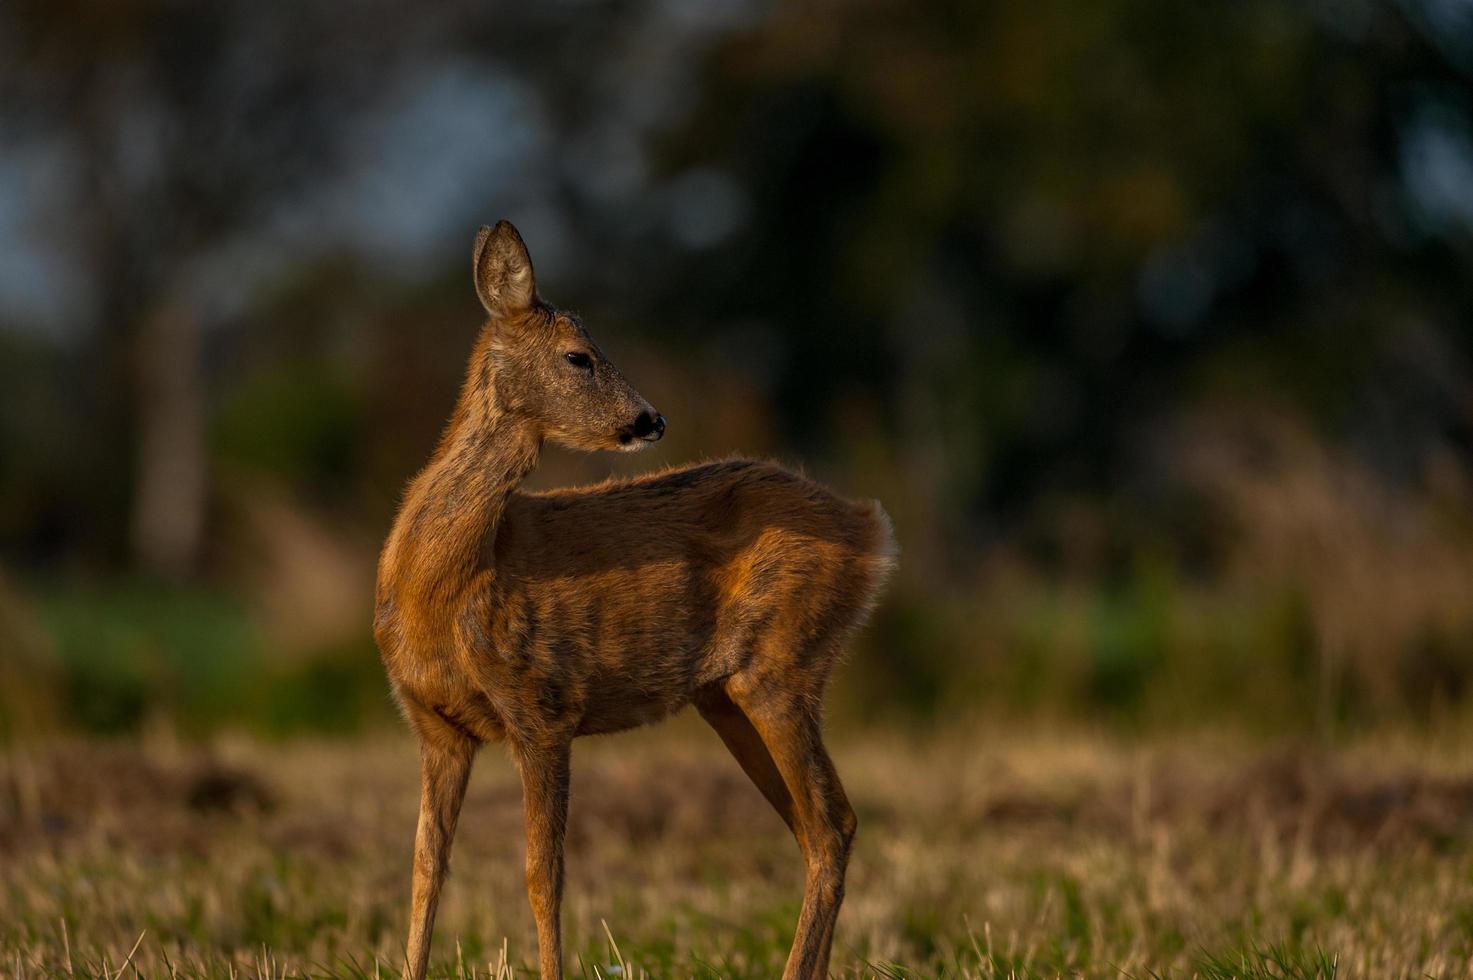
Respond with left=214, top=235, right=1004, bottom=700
left=515, top=738, right=572, bottom=980
left=405, top=730, right=476, bottom=980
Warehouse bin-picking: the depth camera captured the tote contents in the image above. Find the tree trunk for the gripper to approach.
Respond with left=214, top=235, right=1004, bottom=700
left=130, top=301, right=207, bottom=579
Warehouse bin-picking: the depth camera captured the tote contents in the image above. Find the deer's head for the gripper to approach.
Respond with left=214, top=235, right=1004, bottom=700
left=472, top=221, right=664, bottom=452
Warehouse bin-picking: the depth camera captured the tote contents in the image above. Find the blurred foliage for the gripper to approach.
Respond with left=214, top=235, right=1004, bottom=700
left=1, top=0, right=1472, bottom=736
left=3, top=581, right=391, bottom=737
left=213, top=360, right=363, bottom=493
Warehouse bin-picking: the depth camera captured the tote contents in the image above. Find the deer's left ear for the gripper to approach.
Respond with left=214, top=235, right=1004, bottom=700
left=473, top=220, right=537, bottom=318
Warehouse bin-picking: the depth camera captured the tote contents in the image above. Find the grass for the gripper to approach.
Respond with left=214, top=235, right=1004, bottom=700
left=3, top=720, right=1473, bottom=978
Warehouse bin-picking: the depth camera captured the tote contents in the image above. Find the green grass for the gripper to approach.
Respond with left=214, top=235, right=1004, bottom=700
left=0, top=929, right=1350, bottom=979
left=4, top=723, right=1472, bottom=978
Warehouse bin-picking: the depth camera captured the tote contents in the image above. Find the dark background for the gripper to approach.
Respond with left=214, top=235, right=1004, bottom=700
left=3, top=0, right=1472, bottom=738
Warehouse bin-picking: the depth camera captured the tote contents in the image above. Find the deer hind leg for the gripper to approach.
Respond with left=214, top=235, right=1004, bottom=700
left=405, top=721, right=477, bottom=980
left=514, top=738, right=572, bottom=980
left=694, top=684, right=797, bottom=834
left=726, top=675, right=857, bottom=980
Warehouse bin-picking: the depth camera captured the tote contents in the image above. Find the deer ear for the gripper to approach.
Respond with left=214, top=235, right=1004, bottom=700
left=473, top=220, right=537, bottom=317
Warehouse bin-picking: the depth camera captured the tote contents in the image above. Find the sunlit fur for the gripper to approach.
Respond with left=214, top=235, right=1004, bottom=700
left=375, top=222, right=896, bottom=980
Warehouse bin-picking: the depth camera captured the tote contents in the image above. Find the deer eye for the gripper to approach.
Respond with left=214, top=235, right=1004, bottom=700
left=565, top=351, right=592, bottom=371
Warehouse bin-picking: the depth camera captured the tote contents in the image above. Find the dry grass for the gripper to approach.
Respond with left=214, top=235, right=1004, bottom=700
left=3, top=720, right=1473, bottom=978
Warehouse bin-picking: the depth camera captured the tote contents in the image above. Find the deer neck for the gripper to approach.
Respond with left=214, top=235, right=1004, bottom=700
left=382, top=353, right=541, bottom=614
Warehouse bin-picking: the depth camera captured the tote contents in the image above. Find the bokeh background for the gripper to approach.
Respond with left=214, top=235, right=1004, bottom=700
left=3, top=0, right=1473, bottom=742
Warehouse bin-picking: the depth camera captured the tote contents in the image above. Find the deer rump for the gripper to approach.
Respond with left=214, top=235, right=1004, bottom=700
left=448, top=458, right=897, bottom=739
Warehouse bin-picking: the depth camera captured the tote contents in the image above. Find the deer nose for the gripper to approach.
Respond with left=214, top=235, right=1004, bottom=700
left=633, top=410, right=664, bottom=441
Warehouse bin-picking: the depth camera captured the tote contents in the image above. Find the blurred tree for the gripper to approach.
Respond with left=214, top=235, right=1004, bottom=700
left=647, top=0, right=1473, bottom=574
left=2, top=0, right=1473, bottom=729
left=0, top=0, right=734, bottom=574
left=0, top=0, right=411, bottom=574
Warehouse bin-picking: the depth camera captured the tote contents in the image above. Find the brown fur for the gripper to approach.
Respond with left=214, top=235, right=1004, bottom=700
left=375, top=221, right=896, bottom=980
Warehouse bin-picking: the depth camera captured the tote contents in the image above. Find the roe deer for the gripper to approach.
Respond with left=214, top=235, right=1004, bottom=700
left=375, top=221, right=896, bottom=980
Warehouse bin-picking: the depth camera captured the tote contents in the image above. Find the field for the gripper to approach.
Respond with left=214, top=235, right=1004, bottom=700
left=4, top=720, right=1473, bottom=979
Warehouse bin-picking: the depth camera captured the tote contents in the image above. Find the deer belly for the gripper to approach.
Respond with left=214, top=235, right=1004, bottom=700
left=568, top=638, right=703, bottom=735
left=574, top=690, right=686, bottom=736
left=494, top=568, right=719, bottom=735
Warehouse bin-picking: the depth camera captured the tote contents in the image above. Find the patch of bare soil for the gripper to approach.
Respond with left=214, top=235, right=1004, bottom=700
left=4, top=738, right=1470, bottom=864
left=973, top=746, right=1473, bottom=852
left=0, top=742, right=273, bottom=855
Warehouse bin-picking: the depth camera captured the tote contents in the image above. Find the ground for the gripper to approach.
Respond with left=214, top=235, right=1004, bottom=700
left=3, top=719, right=1473, bottom=978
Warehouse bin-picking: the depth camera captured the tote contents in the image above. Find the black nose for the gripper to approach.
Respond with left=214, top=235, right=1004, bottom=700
left=632, top=410, right=665, bottom=440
